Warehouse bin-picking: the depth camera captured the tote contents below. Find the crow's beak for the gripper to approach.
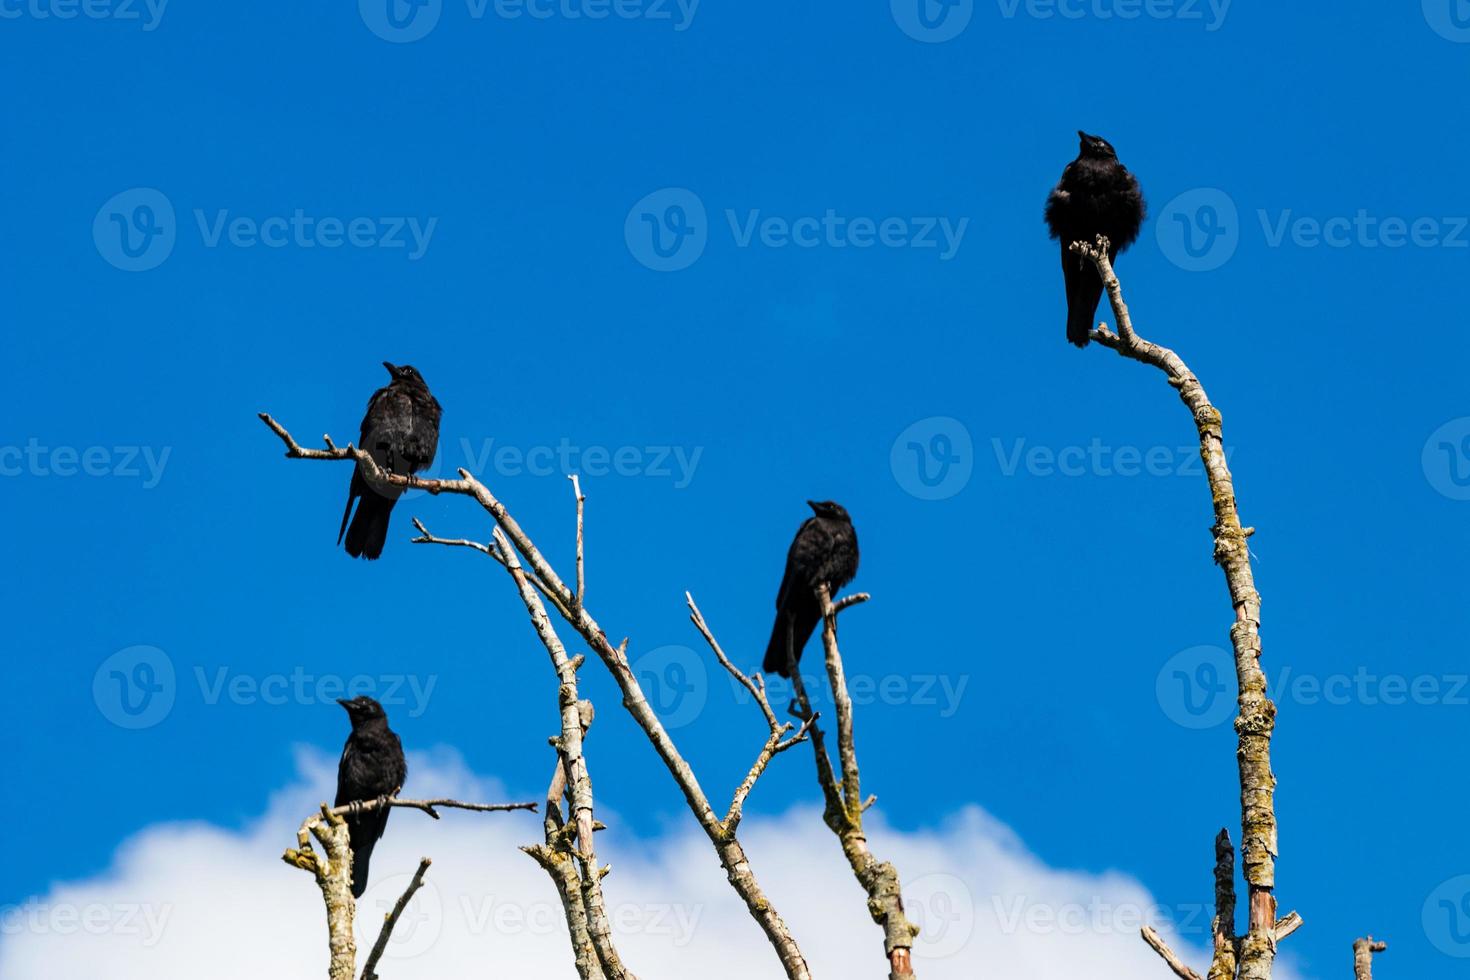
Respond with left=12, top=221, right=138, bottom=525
left=336, top=698, right=353, bottom=711
left=382, top=361, right=398, bottom=376
left=1077, top=130, right=1092, bottom=143
left=806, top=500, right=820, bottom=512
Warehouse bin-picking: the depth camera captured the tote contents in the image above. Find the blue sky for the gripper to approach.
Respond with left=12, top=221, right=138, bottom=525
left=3, top=2, right=1469, bottom=977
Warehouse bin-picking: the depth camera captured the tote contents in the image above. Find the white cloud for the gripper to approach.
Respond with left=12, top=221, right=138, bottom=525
left=0, top=748, right=1289, bottom=979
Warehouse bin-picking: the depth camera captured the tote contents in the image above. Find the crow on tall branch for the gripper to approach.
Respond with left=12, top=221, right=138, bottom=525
left=1045, top=131, right=1146, bottom=347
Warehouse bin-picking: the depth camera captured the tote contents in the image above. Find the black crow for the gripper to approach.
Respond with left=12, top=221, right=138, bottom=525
left=339, top=362, right=443, bottom=559
left=762, top=500, right=860, bottom=678
left=1045, top=131, right=1146, bottom=347
left=334, top=695, right=408, bottom=899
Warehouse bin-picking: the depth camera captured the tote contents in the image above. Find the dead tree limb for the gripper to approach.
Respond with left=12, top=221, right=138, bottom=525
left=1351, top=937, right=1386, bottom=980
left=684, top=593, right=815, bottom=835
left=784, top=586, right=920, bottom=980
left=525, top=697, right=602, bottom=980
left=281, top=796, right=534, bottom=980
left=1141, top=926, right=1204, bottom=980
left=282, top=803, right=358, bottom=980
left=1071, top=236, right=1297, bottom=980
left=493, top=523, right=633, bottom=980
left=360, top=857, right=431, bottom=980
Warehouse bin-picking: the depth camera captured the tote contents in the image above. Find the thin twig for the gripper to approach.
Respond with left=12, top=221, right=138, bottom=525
left=412, top=517, right=575, bottom=622
left=570, top=474, right=586, bottom=607
left=685, top=593, right=816, bottom=833
left=1141, top=926, right=1204, bottom=980
left=360, top=857, right=431, bottom=980
left=310, top=796, right=537, bottom=831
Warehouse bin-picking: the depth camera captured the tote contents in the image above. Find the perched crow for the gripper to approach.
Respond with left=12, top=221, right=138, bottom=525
left=762, top=500, right=860, bottom=678
left=334, top=695, right=407, bottom=899
left=339, top=362, right=443, bottom=559
left=1045, top=131, right=1146, bottom=347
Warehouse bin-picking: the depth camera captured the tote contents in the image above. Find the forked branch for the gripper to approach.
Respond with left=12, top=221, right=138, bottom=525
left=785, top=586, right=919, bottom=980
left=281, top=796, right=534, bottom=980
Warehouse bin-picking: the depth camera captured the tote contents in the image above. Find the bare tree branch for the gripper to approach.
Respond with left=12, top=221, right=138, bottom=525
left=327, top=796, right=538, bottom=821
left=685, top=593, right=815, bottom=834
left=1073, top=236, right=1280, bottom=980
left=785, top=643, right=847, bottom=824
left=816, top=586, right=868, bottom=812
left=282, top=797, right=534, bottom=980
left=525, top=696, right=602, bottom=979
left=1141, top=926, right=1204, bottom=980
left=360, top=857, right=431, bottom=980
left=1352, top=937, right=1386, bottom=980
left=785, top=587, right=918, bottom=980
left=523, top=840, right=602, bottom=980
left=282, top=804, right=358, bottom=980
left=1272, top=912, right=1303, bottom=943
left=411, top=517, right=575, bottom=622
left=570, top=474, right=586, bottom=607
left=493, top=524, right=634, bottom=980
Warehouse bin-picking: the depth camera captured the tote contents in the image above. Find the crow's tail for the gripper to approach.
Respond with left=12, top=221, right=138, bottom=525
left=1066, top=301, right=1097, bottom=347
left=346, top=809, right=389, bottom=898
left=350, top=837, right=375, bottom=899
left=1063, top=248, right=1105, bottom=348
left=762, top=600, right=821, bottom=678
left=342, top=472, right=396, bottom=561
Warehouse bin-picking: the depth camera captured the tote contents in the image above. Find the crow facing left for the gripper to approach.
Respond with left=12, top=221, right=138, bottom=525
left=334, top=695, right=408, bottom=899
left=338, top=362, right=443, bottom=560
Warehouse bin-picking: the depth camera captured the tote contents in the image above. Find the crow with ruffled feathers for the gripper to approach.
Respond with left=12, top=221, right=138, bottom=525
left=334, top=696, right=407, bottom=899
left=1045, top=131, right=1146, bottom=347
left=338, top=362, right=442, bottom=559
left=763, top=501, right=859, bottom=678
